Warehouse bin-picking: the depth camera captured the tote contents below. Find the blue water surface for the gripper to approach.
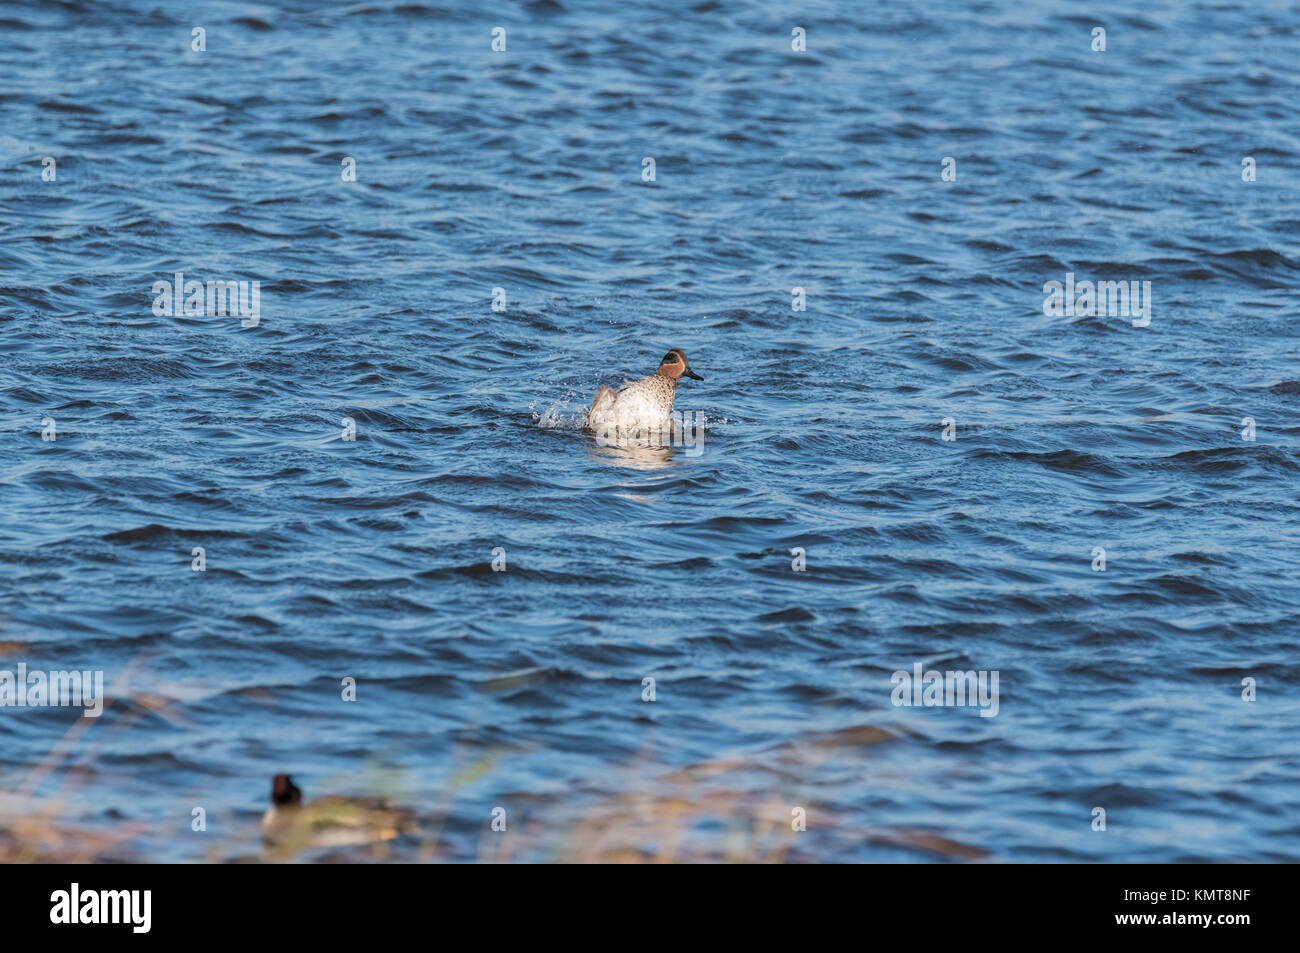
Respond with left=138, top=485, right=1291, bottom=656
left=1, top=0, right=1298, bottom=862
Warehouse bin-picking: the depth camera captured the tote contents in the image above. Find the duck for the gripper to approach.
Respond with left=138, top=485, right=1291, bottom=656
left=261, top=773, right=417, bottom=850
left=587, top=348, right=703, bottom=438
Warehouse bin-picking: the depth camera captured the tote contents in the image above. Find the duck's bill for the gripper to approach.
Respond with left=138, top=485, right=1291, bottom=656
left=685, top=369, right=703, bottom=380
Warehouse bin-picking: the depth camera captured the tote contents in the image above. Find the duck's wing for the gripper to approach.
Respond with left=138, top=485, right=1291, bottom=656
left=305, top=796, right=417, bottom=837
left=590, top=384, right=617, bottom=413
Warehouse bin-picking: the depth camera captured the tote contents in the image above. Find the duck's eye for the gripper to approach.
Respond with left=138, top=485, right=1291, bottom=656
left=661, top=352, right=679, bottom=364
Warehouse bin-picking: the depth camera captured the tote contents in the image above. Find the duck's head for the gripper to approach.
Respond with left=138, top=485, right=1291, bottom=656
left=656, top=349, right=703, bottom=381
left=271, top=773, right=303, bottom=807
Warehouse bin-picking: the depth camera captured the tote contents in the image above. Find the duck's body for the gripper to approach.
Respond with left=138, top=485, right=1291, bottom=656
left=261, top=774, right=416, bottom=850
left=588, top=375, right=678, bottom=432
left=587, top=349, right=703, bottom=436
